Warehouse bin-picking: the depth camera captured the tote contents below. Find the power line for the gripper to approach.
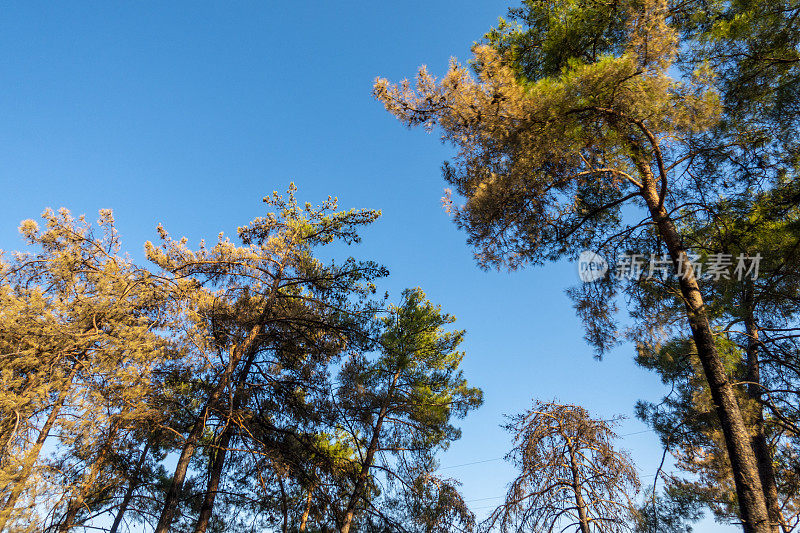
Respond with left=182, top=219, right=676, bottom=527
left=438, top=426, right=661, bottom=510
left=465, top=495, right=503, bottom=503
left=464, top=474, right=657, bottom=512
left=439, top=457, right=504, bottom=470
left=620, top=429, right=651, bottom=437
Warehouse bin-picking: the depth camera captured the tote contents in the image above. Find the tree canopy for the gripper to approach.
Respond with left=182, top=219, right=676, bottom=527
left=375, top=0, right=800, bottom=530
left=0, top=189, right=482, bottom=533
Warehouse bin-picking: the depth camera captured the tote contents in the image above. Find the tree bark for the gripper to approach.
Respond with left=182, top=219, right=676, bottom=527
left=743, top=288, right=786, bottom=533
left=154, top=266, right=284, bottom=533
left=192, top=425, right=233, bottom=533
left=57, top=504, right=79, bottom=533
left=58, top=420, right=121, bottom=532
left=277, top=471, right=290, bottom=533
left=153, top=359, right=240, bottom=533
left=637, top=164, right=771, bottom=533
left=0, top=363, right=78, bottom=531
left=299, top=485, right=314, bottom=532
left=154, top=331, right=260, bottom=533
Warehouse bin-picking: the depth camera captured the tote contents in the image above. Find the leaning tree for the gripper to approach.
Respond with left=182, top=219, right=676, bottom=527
left=374, top=0, right=800, bottom=529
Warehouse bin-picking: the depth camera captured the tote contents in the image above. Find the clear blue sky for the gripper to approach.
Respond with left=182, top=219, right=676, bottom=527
left=0, top=2, right=733, bottom=530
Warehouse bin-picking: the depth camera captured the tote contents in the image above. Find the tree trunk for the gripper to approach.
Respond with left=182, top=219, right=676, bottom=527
left=153, top=376, right=230, bottom=533
left=0, top=409, right=21, bottom=469
left=109, top=439, right=151, bottom=533
left=743, top=288, right=786, bottom=533
left=192, top=425, right=233, bottom=533
left=154, top=322, right=266, bottom=533
left=155, top=265, right=285, bottom=533
left=0, top=364, right=78, bottom=531
left=57, top=504, right=80, bottom=533
left=565, top=435, right=591, bottom=533
left=192, top=351, right=257, bottom=533
left=340, top=370, right=401, bottom=533
left=277, top=471, right=290, bottom=533
left=58, top=420, right=122, bottom=532
left=638, top=167, right=771, bottom=533
left=299, top=485, right=314, bottom=532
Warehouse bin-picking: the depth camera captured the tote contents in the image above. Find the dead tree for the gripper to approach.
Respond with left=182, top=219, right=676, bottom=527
left=484, top=401, right=640, bottom=533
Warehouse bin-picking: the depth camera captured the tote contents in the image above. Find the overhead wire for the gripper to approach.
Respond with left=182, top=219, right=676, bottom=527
left=439, top=426, right=661, bottom=509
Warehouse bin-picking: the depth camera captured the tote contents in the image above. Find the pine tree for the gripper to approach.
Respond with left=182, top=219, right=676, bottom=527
left=484, top=401, right=640, bottom=533
left=146, top=185, right=387, bottom=532
left=634, top=183, right=800, bottom=531
left=0, top=188, right=485, bottom=532
left=373, top=0, right=800, bottom=528
left=335, top=288, right=482, bottom=533
left=0, top=209, right=171, bottom=531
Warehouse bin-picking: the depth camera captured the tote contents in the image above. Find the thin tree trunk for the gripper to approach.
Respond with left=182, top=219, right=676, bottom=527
left=277, top=471, right=290, bottom=533
left=154, top=323, right=267, bottom=533
left=153, top=378, right=230, bottom=533
left=0, top=410, right=21, bottom=468
left=58, top=421, right=121, bottom=532
left=192, top=425, right=233, bottom=533
left=192, top=352, right=257, bottom=533
left=743, top=288, right=786, bottom=533
left=340, top=370, right=401, bottom=533
left=58, top=504, right=80, bottom=533
left=565, top=436, right=591, bottom=533
left=0, top=364, right=78, bottom=531
left=299, top=485, right=314, bottom=532
left=109, top=439, right=151, bottom=533
left=637, top=163, right=771, bottom=533
left=155, top=266, right=285, bottom=533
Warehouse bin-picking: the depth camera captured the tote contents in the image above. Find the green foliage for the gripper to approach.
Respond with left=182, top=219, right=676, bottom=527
left=334, top=288, right=482, bottom=532
left=375, top=0, right=800, bottom=529
left=634, top=185, right=800, bottom=526
left=484, top=0, right=629, bottom=80
left=375, top=0, right=718, bottom=274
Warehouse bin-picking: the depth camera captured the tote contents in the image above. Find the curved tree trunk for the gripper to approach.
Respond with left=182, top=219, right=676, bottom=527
left=57, top=504, right=79, bottom=533
left=299, top=484, right=315, bottom=532
left=340, top=370, right=401, bottom=533
left=638, top=164, right=771, bottom=533
left=192, top=350, right=257, bottom=533
left=192, top=425, right=233, bottom=533
left=57, top=421, right=121, bottom=532
left=565, top=435, right=591, bottom=533
left=155, top=266, right=285, bottom=533
left=277, top=470, right=290, bottom=533
left=0, top=364, right=78, bottom=531
left=153, top=358, right=239, bottom=533
left=155, top=320, right=270, bottom=532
